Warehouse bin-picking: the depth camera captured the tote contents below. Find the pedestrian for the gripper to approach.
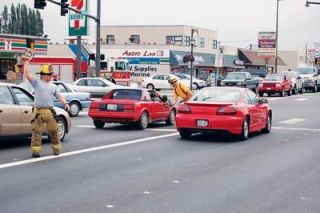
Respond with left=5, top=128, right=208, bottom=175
left=22, top=56, right=70, bottom=158
left=168, top=76, right=193, bottom=106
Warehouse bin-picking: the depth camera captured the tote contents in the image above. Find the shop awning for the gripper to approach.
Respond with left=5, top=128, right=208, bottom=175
left=239, top=49, right=286, bottom=66
left=223, top=55, right=245, bottom=68
left=170, top=51, right=215, bottom=67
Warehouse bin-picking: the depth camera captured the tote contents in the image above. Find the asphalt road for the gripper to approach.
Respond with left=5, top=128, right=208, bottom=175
left=1, top=92, right=320, bottom=213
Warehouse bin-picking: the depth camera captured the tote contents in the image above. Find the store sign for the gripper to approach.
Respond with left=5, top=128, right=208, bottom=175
left=315, top=43, right=320, bottom=58
left=234, top=60, right=244, bottom=66
left=258, top=32, right=276, bottom=57
left=4, top=39, right=12, bottom=50
left=69, top=0, right=88, bottom=36
left=121, top=49, right=165, bottom=57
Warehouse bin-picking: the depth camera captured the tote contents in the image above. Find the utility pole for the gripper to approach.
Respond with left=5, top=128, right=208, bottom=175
left=305, top=42, right=308, bottom=64
left=95, top=0, right=101, bottom=77
left=275, top=0, right=280, bottom=74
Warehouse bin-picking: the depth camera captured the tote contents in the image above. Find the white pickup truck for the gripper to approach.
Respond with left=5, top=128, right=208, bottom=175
left=296, top=66, right=319, bottom=93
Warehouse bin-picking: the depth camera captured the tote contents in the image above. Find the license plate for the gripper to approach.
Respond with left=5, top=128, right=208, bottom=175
left=197, top=120, right=208, bottom=127
left=267, top=88, right=271, bottom=90
left=107, top=104, right=117, bottom=111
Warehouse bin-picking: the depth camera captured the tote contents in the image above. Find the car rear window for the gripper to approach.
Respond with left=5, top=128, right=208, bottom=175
left=109, top=89, right=142, bottom=100
left=265, top=75, right=284, bottom=81
left=192, top=88, right=240, bottom=102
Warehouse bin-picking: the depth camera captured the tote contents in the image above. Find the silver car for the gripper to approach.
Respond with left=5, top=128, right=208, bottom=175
left=0, top=83, right=71, bottom=142
left=70, top=77, right=125, bottom=98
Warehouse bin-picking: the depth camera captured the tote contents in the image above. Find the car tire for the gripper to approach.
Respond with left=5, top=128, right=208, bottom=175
left=262, top=114, right=272, bottom=134
left=239, top=117, right=249, bottom=141
left=287, top=88, right=292, bottom=96
left=179, top=129, right=192, bottom=139
left=147, top=84, right=155, bottom=90
left=313, top=85, right=317, bottom=93
left=292, top=85, right=297, bottom=95
left=137, top=111, right=149, bottom=129
left=166, top=109, right=176, bottom=125
left=267, top=93, right=272, bottom=97
left=192, top=83, right=199, bottom=90
left=52, top=116, right=67, bottom=142
left=93, top=120, right=105, bottom=129
left=259, top=92, right=264, bottom=97
left=69, top=101, right=80, bottom=117
left=280, top=90, right=285, bottom=97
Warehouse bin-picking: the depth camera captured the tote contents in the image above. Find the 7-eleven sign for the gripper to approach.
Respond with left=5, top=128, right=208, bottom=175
left=69, top=0, right=88, bottom=36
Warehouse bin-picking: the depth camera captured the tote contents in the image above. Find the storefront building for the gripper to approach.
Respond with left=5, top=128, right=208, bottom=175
left=0, top=34, right=48, bottom=81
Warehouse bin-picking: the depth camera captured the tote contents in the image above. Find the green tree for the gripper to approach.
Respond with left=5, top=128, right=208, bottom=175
left=2, top=5, right=9, bottom=33
left=8, top=4, right=17, bottom=34
left=28, top=8, right=35, bottom=35
left=20, top=4, right=28, bottom=35
left=16, top=3, right=21, bottom=34
left=36, top=10, right=43, bottom=36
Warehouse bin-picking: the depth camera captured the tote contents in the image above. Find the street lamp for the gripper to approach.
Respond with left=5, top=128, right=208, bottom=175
left=275, top=0, right=283, bottom=74
left=190, top=38, right=195, bottom=90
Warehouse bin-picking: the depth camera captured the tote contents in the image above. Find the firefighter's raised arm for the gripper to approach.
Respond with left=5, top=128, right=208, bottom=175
left=22, top=55, right=33, bottom=82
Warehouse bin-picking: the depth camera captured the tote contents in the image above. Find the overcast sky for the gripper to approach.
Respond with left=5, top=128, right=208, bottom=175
left=2, top=0, right=320, bottom=51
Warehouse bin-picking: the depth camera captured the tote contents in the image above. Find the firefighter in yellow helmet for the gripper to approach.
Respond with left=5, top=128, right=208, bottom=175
left=22, top=58, right=70, bottom=158
left=168, top=76, right=193, bottom=106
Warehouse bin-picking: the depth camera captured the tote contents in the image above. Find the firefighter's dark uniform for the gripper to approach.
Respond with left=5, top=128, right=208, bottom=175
left=29, top=65, right=62, bottom=157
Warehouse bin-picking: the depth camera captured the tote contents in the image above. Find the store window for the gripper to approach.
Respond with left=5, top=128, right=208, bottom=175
left=199, top=37, right=205, bottom=48
left=130, top=35, right=140, bottom=44
left=106, top=35, right=115, bottom=44
left=166, top=36, right=183, bottom=46
left=184, top=36, right=190, bottom=46
left=212, top=40, right=218, bottom=49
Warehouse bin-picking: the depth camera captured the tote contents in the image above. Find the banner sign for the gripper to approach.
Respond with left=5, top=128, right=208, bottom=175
left=69, top=0, right=88, bottom=36
left=258, top=32, right=276, bottom=57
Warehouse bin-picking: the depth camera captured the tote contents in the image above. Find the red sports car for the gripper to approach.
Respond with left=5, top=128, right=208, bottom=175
left=175, top=87, right=272, bottom=140
left=88, top=88, right=176, bottom=129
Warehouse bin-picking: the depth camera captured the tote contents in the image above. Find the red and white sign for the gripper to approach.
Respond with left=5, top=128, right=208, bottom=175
left=258, top=32, right=276, bottom=57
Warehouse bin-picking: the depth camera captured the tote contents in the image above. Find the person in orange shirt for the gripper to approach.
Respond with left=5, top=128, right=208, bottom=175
left=168, top=76, right=193, bottom=106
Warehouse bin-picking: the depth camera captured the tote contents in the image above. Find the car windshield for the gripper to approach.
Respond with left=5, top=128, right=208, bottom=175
left=264, top=75, right=283, bottom=81
left=108, top=89, right=142, bottom=100
left=192, top=88, right=240, bottom=102
left=225, top=73, right=246, bottom=80
left=297, top=67, right=314, bottom=74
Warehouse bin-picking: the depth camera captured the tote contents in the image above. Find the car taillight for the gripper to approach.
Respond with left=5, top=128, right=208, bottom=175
left=178, top=105, right=191, bottom=114
left=123, top=104, right=134, bottom=112
left=90, top=102, right=100, bottom=109
left=216, top=106, right=237, bottom=115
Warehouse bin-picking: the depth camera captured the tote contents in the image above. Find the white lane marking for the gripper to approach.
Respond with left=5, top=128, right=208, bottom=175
left=273, top=126, right=320, bottom=132
left=76, top=125, right=95, bottom=128
left=0, top=133, right=178, bottom=170
left=278, top=118, right=306, bottom=124
left=295, top=98, right=308, bottom=102
left=146, top=128, right=177, bottom=132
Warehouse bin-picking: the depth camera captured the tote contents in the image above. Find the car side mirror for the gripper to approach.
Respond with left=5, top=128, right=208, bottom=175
left=259, top=98, right=268, bottom=104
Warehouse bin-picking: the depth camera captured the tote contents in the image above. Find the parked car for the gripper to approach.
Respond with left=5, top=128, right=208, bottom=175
left=317, top=75, right=320, bottom=90
left=174, top=73, right=206, bottom=90
left=175, top=87, right=272, bottom=140
left=258, top=74, right=292, bottom=97
left=20, top=80, right=91, bottom=117
left=206, top=72, right=225, bottom=87
left=88, top=88, right=176, bottom=129
left=296, top=66, right=318, bottom=93
left=280, top=71, right=303, bottom=94
left=0, top=83, right=71, bottom=141
left=220, top=72, right=259, bottom=92
left=70, top=77, right=125, bottom=98
left=141, top=74, right=180, bottom=90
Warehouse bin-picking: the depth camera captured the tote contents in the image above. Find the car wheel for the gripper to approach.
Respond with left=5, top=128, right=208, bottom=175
left=166, top=109, right=176, bottom=125
left=93, top=120, right=105, bottom=129
left=51, top=116, right=66, bottom=142
left=137, top=111, right=149, bottom=129
left=267, top=93, right=271, bottom=97
left=313, top=85, right=317, bottom=93
left=280, top=90, right=285, bottom=97
left=147, top=84, right=155, bottom=90
left=179, top=129, right=192, bottom=139
left=299, top=87, right=304, bottom=94
left=259, top=92, right=264, bottom=97
left=69, top=101, right=80, bottom=117
left=262, top=114, right=272, bottom=134
left=287, top=88, right=292, bottom=96
left=192, top=83, right=199, bottom=90
left=292, top=85, right=297, bottom=95
left=239, top=117, right=249, bottom=141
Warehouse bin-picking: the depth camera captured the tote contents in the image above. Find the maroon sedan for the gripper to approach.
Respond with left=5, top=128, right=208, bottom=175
left=88, top=88, right=176, bottom=129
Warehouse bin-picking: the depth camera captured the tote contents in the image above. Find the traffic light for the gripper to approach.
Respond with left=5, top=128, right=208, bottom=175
left=34, top=0, right=46, bottom=9
left=60, top=0, right=69, bottom=16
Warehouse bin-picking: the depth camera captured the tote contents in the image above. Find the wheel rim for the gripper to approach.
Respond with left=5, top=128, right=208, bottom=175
left=70, top=103, right=79, bottom=116
left=192, top=83, right=198, bottom=90
left=141, top=113, right=148, bottom=128
left=243, top=120, right=249, bottom=138
left=147, top=84, right=154, bottom=90
left=57, top=120, right=65, bottom=140
left=267, top=116, right=271, bottom=131
left=170, top=110, right=176, bottom=125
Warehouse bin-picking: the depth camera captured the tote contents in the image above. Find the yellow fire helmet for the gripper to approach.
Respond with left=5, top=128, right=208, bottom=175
left=37, top=64, right=53, bottom=75
left=168, top=76, right=178, bottom=84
